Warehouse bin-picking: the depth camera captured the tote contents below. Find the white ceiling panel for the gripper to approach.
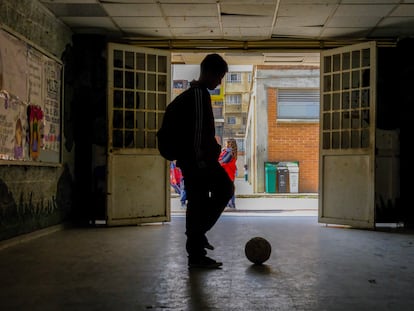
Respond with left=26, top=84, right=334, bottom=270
left=321, top=27, right=371, bottom=38
left=390, top=4, right=414, bottom=16
left=272, top=27, right=323, bottom=38
left=38, top=0, right=414, bottom=44
left=162, top=4, right=217, bottom=16
left=168, top=17, right=220, bottom=28
left=102, top=4, right=161, bottom=17
left=170, top=27, right=223, bottom=38
left=113, top=17, right=168, bottom=28
left=220, top=3, right=275, bottom=16
left=378, top=16, right=414, bottom=27
left=60, top=17, right=117, bottom=29
left=278, top=4, right=337, bottom=17
left=223, top=27, right=270, bottom=39
left=275, top=16, right=329, bottom=27
left=222, top=15, right=273, bottom=27
left=327, top=16, right=382, bottom=27
left=334, top=4, right=395, bottom=16
left=123, top=28, right=172, bottom=37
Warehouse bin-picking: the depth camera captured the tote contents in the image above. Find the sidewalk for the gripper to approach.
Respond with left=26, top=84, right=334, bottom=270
left=171, top=178, right=318, bottom=216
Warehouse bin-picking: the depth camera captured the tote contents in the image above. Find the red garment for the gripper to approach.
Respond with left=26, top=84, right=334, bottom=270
left=219, top=149, right=237, bottom=182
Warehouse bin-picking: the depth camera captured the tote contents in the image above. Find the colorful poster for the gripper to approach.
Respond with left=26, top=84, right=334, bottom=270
left=0, top=95, right=28, bottom=160
left=43, top=58, right=61, bottom=152
left=27, top=47, right=43, bottom=106
left=0, top=29, right=27, bottom=100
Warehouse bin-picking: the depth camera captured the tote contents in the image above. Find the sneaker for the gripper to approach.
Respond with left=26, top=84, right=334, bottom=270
left=204, top=241, right=214, bottom=250
left=188, top=256, right=223, bottom=269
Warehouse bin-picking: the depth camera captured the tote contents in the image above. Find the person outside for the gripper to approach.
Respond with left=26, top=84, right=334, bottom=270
left=168, top=53, right=234, bottom=269
left=169, top=161, right=182, bottom=195
left=219, top=139, right=238, bottom=208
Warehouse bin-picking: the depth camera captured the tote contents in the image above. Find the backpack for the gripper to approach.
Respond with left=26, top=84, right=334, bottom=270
left=156, top=101, right=181, bottom=161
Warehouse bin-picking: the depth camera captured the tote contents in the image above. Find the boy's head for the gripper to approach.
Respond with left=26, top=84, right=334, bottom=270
left=199, top=53, right=228, bottom=90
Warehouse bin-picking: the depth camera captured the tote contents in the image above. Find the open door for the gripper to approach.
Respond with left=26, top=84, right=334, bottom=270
left=319, top=42, right=376, bottom=229
left=106, top=43, right=170, bottom=226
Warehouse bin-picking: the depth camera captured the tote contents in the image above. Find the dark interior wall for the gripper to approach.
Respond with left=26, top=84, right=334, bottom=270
left=64, top=34, right=108, bottom=225
left=377, top=40, right=414, bottom=227
left=0, top=0, right=74, bottom=241
left=395, top=39, right=414, bottom=227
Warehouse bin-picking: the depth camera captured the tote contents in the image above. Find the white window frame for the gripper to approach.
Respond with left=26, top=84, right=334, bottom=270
left=226, top=94, right=242, bottom=105
left=226, top=72, right=242, bottom=83
left=277, top=89, right=320, bottom=120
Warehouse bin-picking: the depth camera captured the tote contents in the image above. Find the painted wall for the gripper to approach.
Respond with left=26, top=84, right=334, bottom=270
left=0, top=0, right=74, bottom=241
left=248, top=65, right=320, bottom=193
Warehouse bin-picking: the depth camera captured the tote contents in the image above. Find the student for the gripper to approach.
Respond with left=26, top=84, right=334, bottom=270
left=167, top=54, right=234, bottom=269
left=219, top=139, right=238, bottom=208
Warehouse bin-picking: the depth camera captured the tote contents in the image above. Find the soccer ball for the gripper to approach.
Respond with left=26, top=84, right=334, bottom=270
left=244, top=237, right=272, bottom=265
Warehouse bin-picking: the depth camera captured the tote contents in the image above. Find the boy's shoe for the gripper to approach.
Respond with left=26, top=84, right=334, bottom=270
left=204, top=241, right=214, bottom=250
left=188, top=256, right=223, bottom=269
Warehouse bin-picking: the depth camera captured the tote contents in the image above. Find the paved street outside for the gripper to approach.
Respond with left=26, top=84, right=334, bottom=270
left=171, top=178, right=318, bottom=216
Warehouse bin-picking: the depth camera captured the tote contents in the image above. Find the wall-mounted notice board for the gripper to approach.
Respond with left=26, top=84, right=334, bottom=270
left=0, top=26, right=62, bottom=165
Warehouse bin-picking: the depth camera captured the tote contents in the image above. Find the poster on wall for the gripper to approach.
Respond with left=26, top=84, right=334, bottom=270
left=0, top=28, right=27, bottom=101
left=0, top=27, right=61, bottom=163
left=43, top=58, right=61, bottom=152
left=0, top=96, right=28, bottom=160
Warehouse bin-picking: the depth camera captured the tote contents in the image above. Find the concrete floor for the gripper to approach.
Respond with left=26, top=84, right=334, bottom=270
left=0, top=215, right=413, bottom=311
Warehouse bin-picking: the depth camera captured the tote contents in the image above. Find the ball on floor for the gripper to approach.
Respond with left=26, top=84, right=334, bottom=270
left=244, top=237, right=272, bottom=265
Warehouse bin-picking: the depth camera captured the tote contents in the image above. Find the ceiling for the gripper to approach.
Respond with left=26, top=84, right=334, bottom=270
left=39, top=0, right=414, bottom=64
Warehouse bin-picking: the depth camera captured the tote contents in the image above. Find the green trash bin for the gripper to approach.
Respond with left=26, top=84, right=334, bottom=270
left=265, top=162, right=277, bottom=193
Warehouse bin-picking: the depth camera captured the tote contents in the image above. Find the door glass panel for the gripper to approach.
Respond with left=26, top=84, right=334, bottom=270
left=342, top=92, right=350, bottom=109
left=113, top=110, right=123, bottom=128
left=362, top=69, right=370, bottom=87
left=351, top=70, right=360, bottom=88
left=114, top=50, right=123, bottom=68
left=352, top=50, right=360, bottom=68
left=333, top=93, right=340, bottom=110
left=125, top=130, right=134, bottom=148
left=342, top=112, right=350, bottom=129
left=136, top=53, right=145, bottom=70
left=125, top=51, right=134, bottom=69
left=125, top=71, right=134, bottom=89
left=321, top=43, right=373, bottom=151
left=158, top=74, right=167, bottom=92
left=324, top=75, right=331, bottom=92
left=324, top=56, right=331, bottom=73
left=148, top=112, right=156, bottom=130
left=147, top=132, right=156, bottom=148
left=351, top=130, right=360, bottom=148
left=333, top=74, right=340, bottom=91
left=342, top=72, right=350, bottom=90
left=114, top=70, right=123, bottom=88
left=361, top=90, right=369, bottom=108
left=148, top=74, right=156, bottom=91
left=333, top=54, right=340, bottom=72
left=147, top=93, right=156, bottom=110
left=332, top=112, right=340, bottom=129
left=148, top=54, right=156, bottom=71
left=351, top=90, right=359, bottom=109
left=136, top=73, right=145, bottom=90
left=361, top=129, right=370, bottom=148
left=125, top=111, right=134, bottom=129
left=136, top=111, right=145, bottom=129
left=323, top=133, right=330, bottom=149
left=125, top=91, right=134, bottom=108
left=137, top=92, right=145, bottom=109
left=362, top=49, right=370, bottom=67
left=114, top=90, right=123, bottom=108
left=136, top=130, right=145, bottom=148
left=342, top=52, right=350, bottom=70
left=323, top=113, right=331, bottom=130
left=332, top=132, right=340, bottom=149
left=341, top=131, right=350, bottom=149
left=158, top=56, right=167, bottom=73
left=158, top=94, right=167, bottom=110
